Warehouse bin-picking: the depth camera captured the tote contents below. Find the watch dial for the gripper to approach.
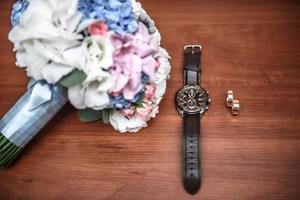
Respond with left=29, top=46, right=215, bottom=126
left=176, top=85, right=210, bottom=114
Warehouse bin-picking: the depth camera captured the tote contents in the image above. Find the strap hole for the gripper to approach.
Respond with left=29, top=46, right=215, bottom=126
left=191, top=173, right=194, bottom=176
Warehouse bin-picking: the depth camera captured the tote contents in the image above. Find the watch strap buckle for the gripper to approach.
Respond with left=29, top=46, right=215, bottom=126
left=184, top=45, right=202, bottom=53
left=184, top=45, right=202, bottom=85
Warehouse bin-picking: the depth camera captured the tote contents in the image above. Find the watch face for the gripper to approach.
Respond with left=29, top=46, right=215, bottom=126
left=176, top=85, right=210, bottom=115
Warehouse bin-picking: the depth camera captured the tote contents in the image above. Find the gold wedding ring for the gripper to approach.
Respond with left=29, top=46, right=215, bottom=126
left=226, top=90, right=240, bottom=115
left=232, top=100, right=240, bottom=115
left=226, top=90, right=234, bottom=107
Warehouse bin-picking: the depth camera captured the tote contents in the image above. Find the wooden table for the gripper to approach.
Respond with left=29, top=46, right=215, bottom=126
left=0, top=0, right=300, bottom=199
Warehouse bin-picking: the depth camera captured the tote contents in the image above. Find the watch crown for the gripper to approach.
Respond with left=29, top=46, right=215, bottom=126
left=176, top=107, right=184, bottom=118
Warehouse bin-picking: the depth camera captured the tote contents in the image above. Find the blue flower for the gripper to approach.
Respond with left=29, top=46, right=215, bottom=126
left=141, top=73, right=150, bottom=85
left=78, top=0, right=138, bottom=35
left=11, top=0, right=30, bottom=27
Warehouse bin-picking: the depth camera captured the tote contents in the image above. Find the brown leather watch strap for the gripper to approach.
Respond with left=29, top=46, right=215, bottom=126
left=183, top=113, right=201, bottom=194
left=184, top=45, right=201, bottom=85
left=182, top=45, right=202, bottom=194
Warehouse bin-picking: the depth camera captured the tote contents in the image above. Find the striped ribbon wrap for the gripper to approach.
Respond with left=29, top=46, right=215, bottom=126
left=0, top=80, right=68, bottom=167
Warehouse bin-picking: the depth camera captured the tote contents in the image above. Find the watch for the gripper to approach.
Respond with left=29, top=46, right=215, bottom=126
left=175, top=45, right=211, bottom=195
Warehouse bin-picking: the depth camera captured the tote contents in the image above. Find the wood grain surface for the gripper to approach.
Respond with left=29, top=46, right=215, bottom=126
left=0, top=0, right=300, bottom=199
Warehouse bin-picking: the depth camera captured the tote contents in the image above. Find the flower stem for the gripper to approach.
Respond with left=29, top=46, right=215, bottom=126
left=0, top=133, right=23, bottom=167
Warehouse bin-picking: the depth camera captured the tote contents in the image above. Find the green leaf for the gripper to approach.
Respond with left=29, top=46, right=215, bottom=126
left=134, top=92, right=145, bottom=108
left=77, top=109, right=103, bottom=123
left=59, top=69, right=87, bottom=88
left=102, top=109, right=111, bottom=124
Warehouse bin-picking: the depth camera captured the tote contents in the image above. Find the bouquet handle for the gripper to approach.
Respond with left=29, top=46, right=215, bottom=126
left=0, top=80, right=68, bottom=167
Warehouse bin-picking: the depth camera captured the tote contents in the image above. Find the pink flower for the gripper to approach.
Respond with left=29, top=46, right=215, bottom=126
left=110, top=54, right=143, bottom=100
left=111, top=91, right=121, bottom=97
left=109, top=23, right=160, bottom=101
left=122, top=107, right=136, bottom=118
left=155, top=60, right=161, bottom=69
left=89, top=21, right=108, bottom=36
left=144, top=84, right=156, bottom=101
left=136, top=103, right=153, bottom=120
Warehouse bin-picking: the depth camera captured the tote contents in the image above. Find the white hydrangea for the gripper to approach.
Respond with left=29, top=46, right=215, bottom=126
left=8, top=0, right=92, bottom=84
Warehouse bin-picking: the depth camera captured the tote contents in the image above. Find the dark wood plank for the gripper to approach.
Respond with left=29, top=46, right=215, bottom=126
left=0, top=0, right=300, bottom=199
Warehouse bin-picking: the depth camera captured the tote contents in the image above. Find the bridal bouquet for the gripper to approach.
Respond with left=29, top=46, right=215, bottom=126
left=0, top=0, right=171, bottom=167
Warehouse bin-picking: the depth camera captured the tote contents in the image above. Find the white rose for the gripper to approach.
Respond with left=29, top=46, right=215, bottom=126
left=68, top=69, right=113, bottom=110
left=61, top=33, right=115, bottom=75
left=82, top=35, right=115, bottom=73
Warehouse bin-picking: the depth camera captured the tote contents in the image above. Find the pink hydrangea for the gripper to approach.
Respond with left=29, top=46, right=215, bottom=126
left=109, top=22, right=160, bottom=101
